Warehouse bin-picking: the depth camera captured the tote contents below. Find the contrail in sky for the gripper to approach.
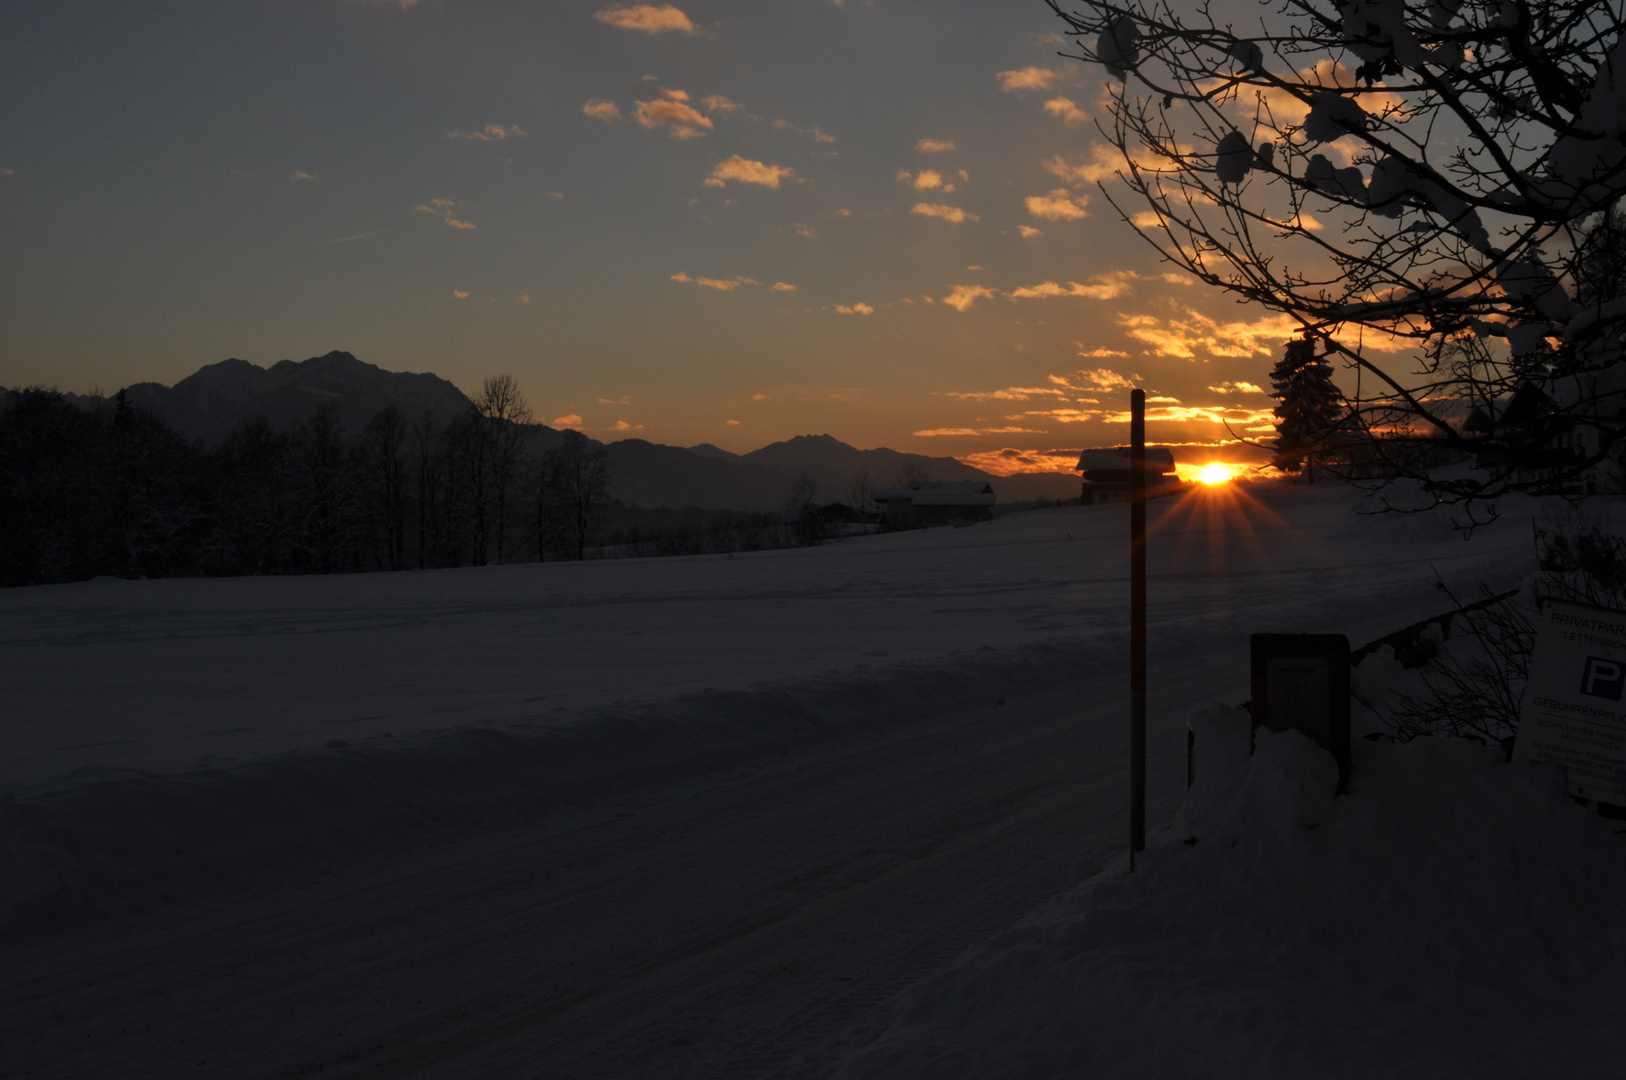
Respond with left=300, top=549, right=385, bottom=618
left=322, top=228, right=392, bottom=244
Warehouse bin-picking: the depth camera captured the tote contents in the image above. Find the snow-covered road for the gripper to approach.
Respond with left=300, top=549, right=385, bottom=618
left=0, top=483, right=1544, bottom=1076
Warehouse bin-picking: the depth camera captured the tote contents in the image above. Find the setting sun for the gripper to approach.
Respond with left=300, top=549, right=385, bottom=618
left=1196, top=462, right=1236, bottom=485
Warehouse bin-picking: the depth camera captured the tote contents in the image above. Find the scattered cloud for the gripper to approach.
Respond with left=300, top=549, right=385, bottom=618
left=832, top=208, right=853, bottom=217
left=1043, top=96, right=1089, bottom=126
left=942, top=284, right=999, bottom=312
left=1131, top=210, right=1162, bottom=228
left=1209, top=381, right=1266, bottom=394
left=1018, top=225, right=1043, bottom=238
left=584, top=99, right=622, bottom=122
left=960, top=447, right=1084, bottom=475
left=599, top=395, right=634, bottom=405
left=636, top=88, right=713, bottom=139
left=793, top=223, right=816, bottom=238
left=997, top=66, right=1070, bottom=93
left=594, top=4, right=694, bottom=34
left=670, top=271, right=760, bottom=290
left=1079, top=345, right=1129, bottom=358
left=1120, top=310, right=1299, bottom=360
left=726, top=419, right=741, bottom=425
left=835, top=302, right=875, bottom=315
left=913, top=426, right=1044, bottom=437
left=916, top=138, right=955, bottom=154
left=520, top=294, right=531, bottom=303
left=1043, top=146, right=1125, bottom=185
left=610, top=420, right=645, bottom=431
left=1020, top=408, right=1099, bottom=423
left=553, top=414, right=583, bottom=428
left=705, top=155, right=795, bottom=188
left=414, top=197, right=477, bottom=230
left=1024, top=188, right=1090, bottom=221
left=899, top=168, right=949, bottom=192
left=290, top=170, right=317, bottom=181
left=1071, top=368, right=1137, bottom=390
left=703, top=94, right=744, bottom=114
left=911, top=202, right=977, bottom=224
left=773, top=119, right=836, bottom=144
left=546, top=191, right=565, bottom=200
left=1102, top=404, right=1276, bottom=425
left=447, top=123, right=525, bottom=141
left=772, top=281, right=798, bottom=291
left=452, top=290, right=470, bottom=299
left=1010, top=271, right=1136, bottom=301
left=942, top=385, right=1068, bottom=402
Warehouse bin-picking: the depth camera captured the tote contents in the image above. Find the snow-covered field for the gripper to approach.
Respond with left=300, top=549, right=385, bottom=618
left=4, top=480, right=1609, bottom=1077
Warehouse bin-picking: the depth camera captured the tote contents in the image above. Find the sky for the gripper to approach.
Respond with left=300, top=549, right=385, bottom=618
left=0, top=0, right=1303, bottom=471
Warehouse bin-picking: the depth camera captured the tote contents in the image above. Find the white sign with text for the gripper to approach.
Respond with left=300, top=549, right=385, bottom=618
left=1512, top=600, right=1626, bottom=803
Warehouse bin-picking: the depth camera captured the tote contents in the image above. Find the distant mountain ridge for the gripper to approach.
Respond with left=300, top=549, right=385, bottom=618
left=120, top=351, right=474, bottom=445
left=7, top=353, right=1082, bottom=509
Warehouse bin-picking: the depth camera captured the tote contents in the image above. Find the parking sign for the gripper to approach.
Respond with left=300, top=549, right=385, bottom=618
left=1511, top=600, right=1626, bottom=802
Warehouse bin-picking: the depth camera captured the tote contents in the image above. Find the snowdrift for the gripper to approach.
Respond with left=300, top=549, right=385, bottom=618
left=0, top=634, right=1119, bottom=939
left=837, top=706, right=1626, bottom=1079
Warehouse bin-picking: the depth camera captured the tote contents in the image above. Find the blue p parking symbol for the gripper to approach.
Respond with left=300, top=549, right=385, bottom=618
left=1580, top=657, right=1625, bottom=701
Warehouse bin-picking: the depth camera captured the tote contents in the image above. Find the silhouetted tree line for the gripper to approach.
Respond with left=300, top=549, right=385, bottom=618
left=0, top=376, right=617, bottom=587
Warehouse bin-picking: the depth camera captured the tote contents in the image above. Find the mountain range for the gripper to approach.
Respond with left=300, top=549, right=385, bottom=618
left=9, top=351, right=1083, bottom=509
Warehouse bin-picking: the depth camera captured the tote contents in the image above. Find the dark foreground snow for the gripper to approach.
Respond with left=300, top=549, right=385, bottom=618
left=2, top=481, right=1603, bottom=1076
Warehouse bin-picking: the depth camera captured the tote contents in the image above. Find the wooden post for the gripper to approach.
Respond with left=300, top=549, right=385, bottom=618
left=1130, top=389, right=1147, bottom=866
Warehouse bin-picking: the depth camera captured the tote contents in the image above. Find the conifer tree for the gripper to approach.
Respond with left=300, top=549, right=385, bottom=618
left=1271, top=339, right=1345, bottom=481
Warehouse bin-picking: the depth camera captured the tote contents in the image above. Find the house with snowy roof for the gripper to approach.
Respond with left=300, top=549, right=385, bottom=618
left=1075, top=447, right=1181, bottom=504
left=870, top=481, right=995, bottom=528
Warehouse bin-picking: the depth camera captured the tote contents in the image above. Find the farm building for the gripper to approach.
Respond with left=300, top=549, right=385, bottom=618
left=1075, top=447, right=1181, bottom=504
left=870, top=481, right=996, bottom=528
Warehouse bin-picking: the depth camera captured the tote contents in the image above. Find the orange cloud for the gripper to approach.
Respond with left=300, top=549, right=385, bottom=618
left=1042, top=146, right=1126, bottom=185
left=1025, top=188, right=1090, bottom=221
left=670, top=271, right=760, bottom=290
left=703, top=94, right=744, bottom=113
left=959, top=447, right=1085, bottom=475
left=452, top=290, right=469, bottom=299
left=1043, top=96, right=1088, bottom=126
left=610, top=420, right=645, bottom=431
left=911, top=202, right=977, bottom=224
left=942, top=284, right=999, bottom=312
left=290, top=170, right=317, bottom=180
left=584, top=99, right=622, bottom=122
left=835, top=302, right=875, bottom=315
left=553, top=414, right=583, bottom=428
left=998, top=66, right=1071, bottom=93
left=705, top=155, right=795, bottom=188
left=1010, top=272, right=1135, bottom=301
left=414, top=197, right=476, bottom=230
left=942, top=385, right=1069, bottom=401
left=447, top=123, right=525, bottom=141
left=900, top=169, right=946, bottom=191
left=916, top=138, right=955, bottom=153
left=771, top=281, right=798, bottom=291
left=1018, top=225, right=1043, bottom=238
left=1119, top=310, right=1299, bottom=359
left=636, top=89, right=713, bottom=139
left=913, top=426, right=1045, bottom=437
left=594, top=4, right=694, bottom=34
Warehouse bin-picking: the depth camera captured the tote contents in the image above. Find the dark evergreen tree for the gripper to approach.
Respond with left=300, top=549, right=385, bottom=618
left=1270, top=339, right=1345, bottom=481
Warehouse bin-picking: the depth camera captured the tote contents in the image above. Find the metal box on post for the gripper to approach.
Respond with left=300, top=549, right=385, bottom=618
left=1250, top=634, right=1351, bottom=792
